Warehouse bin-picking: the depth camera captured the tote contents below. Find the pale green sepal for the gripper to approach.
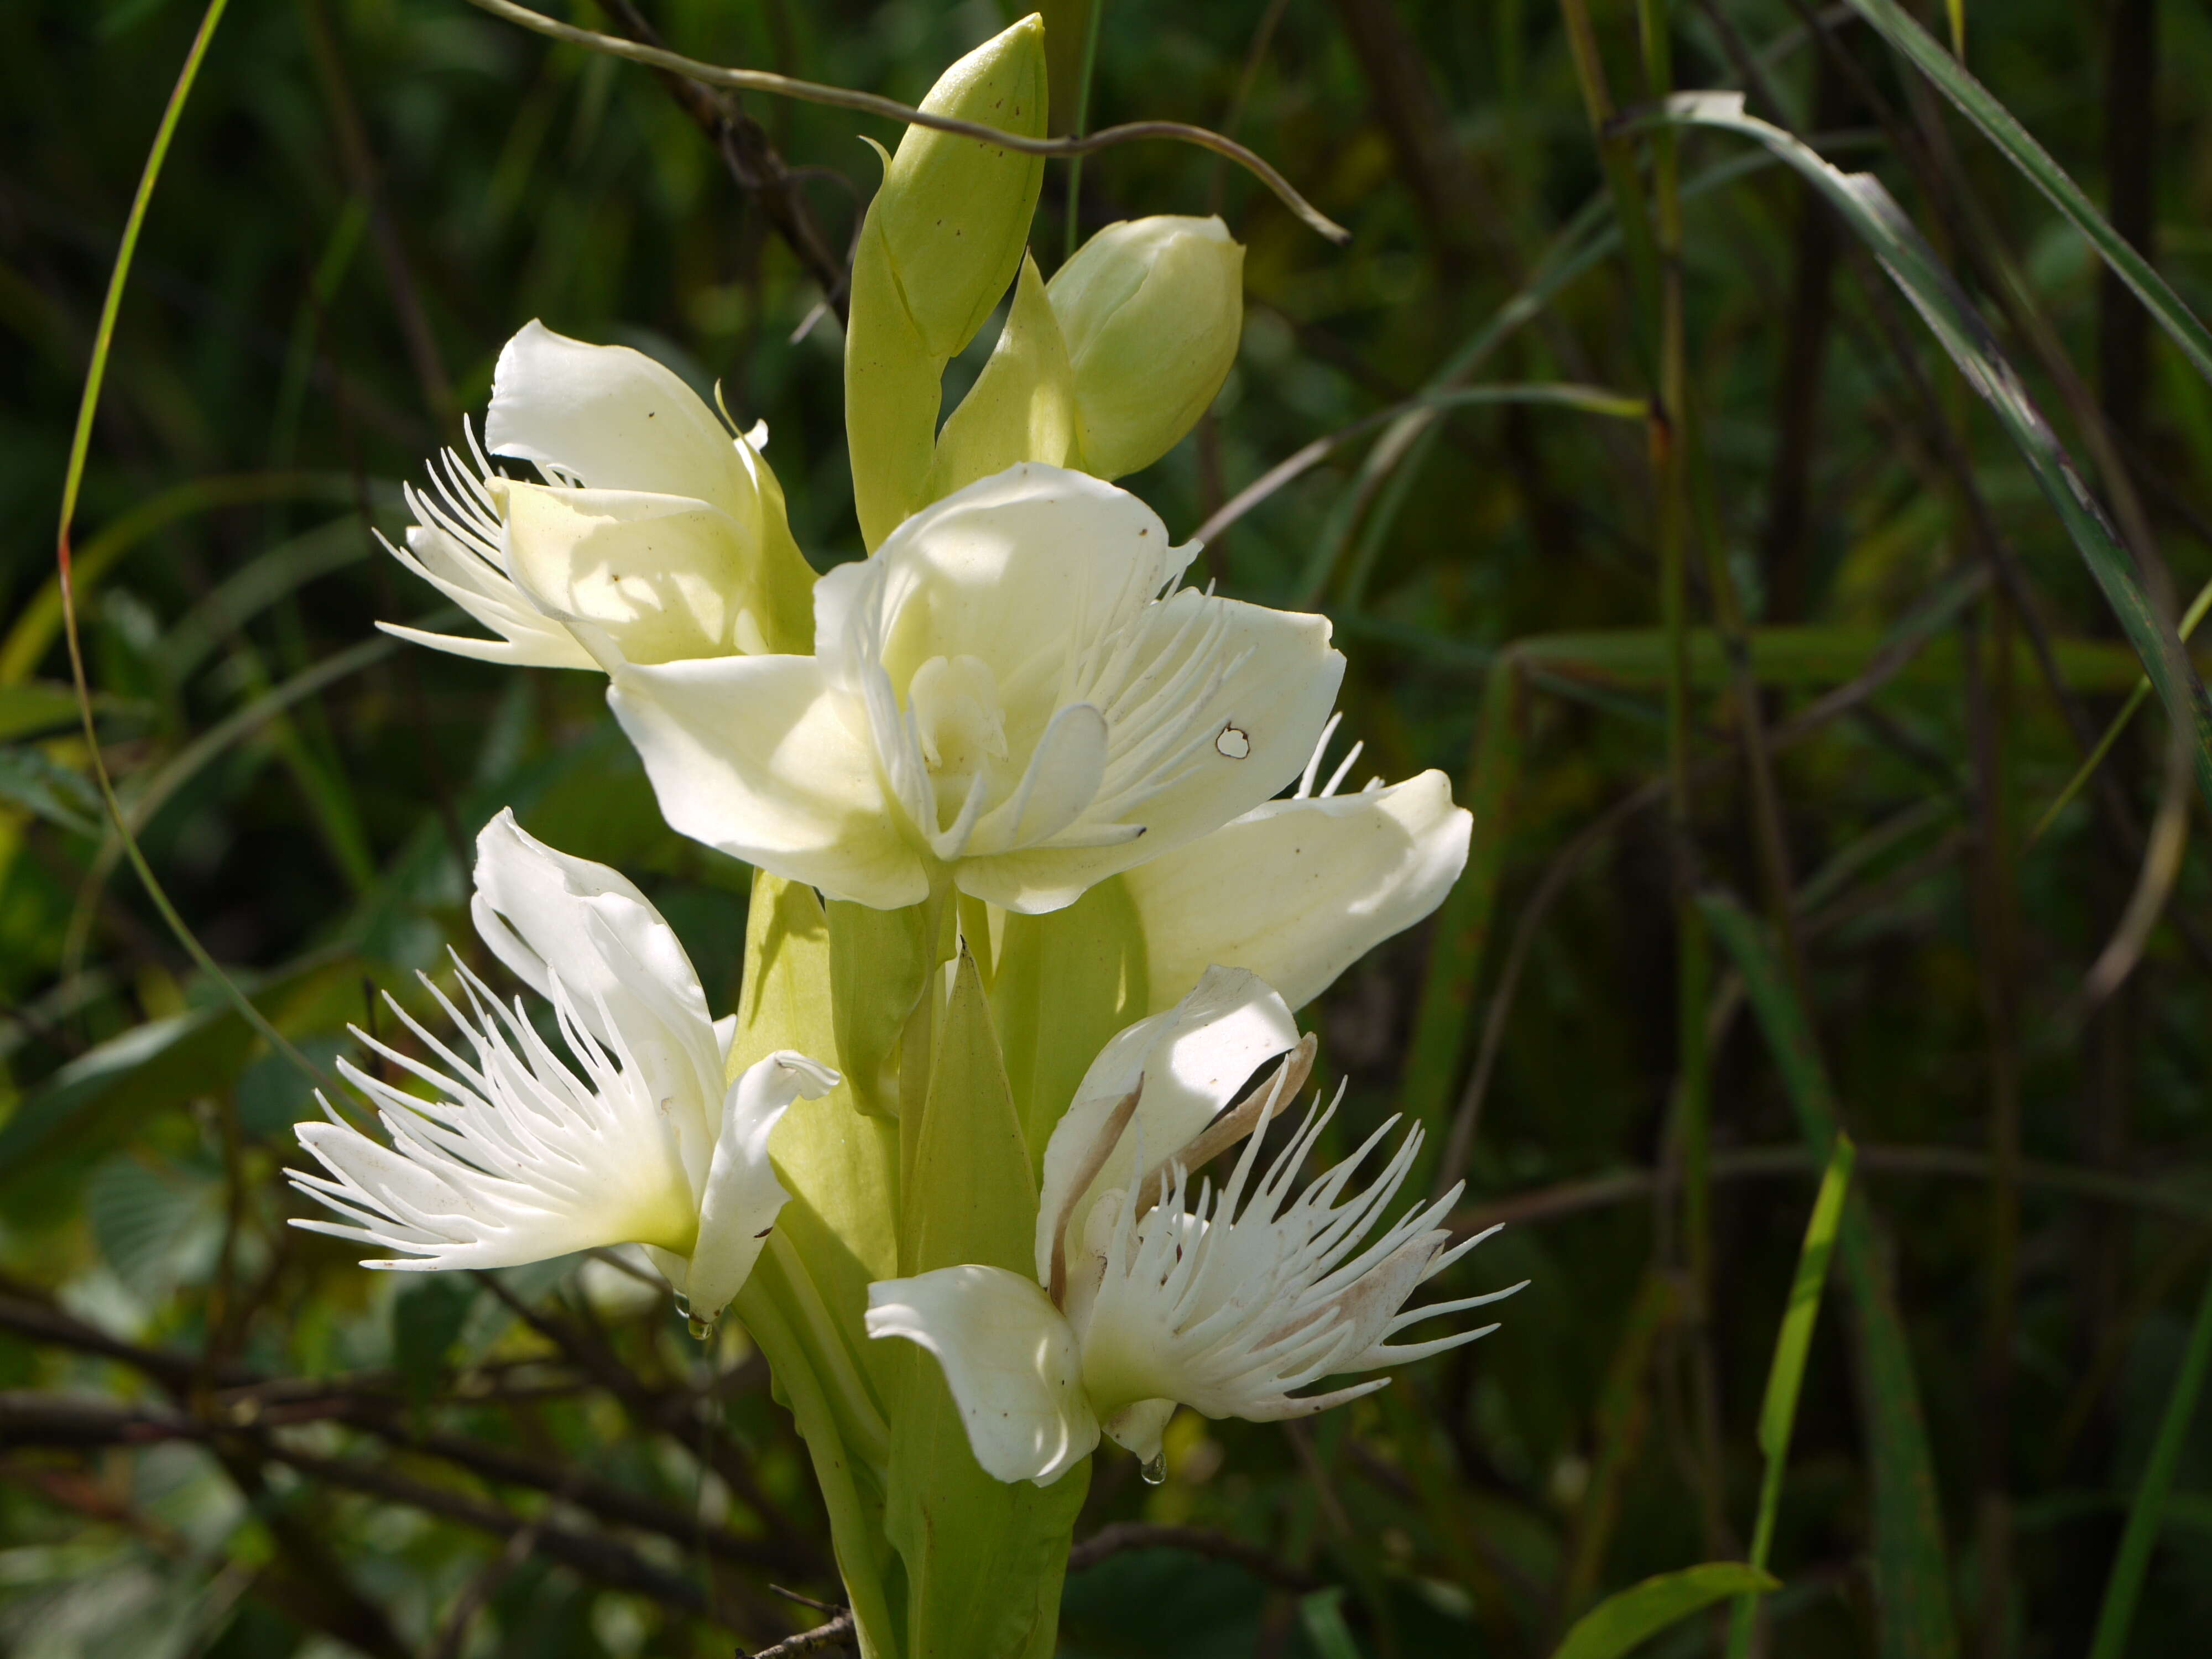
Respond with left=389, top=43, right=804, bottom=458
left=846, top=212, right=945, bottom=551
left=923, top=253, right=1078, bottom=504
left=747, top=443, right=820, bottom=653
left=990, top=875, right=1147, bottom=1173
left=874, top=17, right=1047, bottom=358
left=732, top=875, right=901, bottom=1399
left=827, top=897, right=938, bottom=1118
left=885, top=950, right=1086, bottom=1657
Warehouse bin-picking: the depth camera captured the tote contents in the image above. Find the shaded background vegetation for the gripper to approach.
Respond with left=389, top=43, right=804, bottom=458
left=5, top=0, right=2212, bottom=1655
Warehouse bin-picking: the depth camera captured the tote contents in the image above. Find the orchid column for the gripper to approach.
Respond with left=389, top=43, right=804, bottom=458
left=293, top=17, right=1501, bottom=1659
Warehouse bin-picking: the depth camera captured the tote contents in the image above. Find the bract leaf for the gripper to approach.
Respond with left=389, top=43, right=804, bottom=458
left=887, top=950, right=1084, bottom=1656
left=990, top=875, right=1148, bottom=1171
left=925, top=253, right=1079, bottom=504
left=1551, top=1563, right=1777, bottom=1659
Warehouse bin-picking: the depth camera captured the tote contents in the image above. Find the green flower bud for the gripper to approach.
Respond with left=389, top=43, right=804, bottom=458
left=877, top=16, right=1048, bottom=358
left=846, top=16, right=1050, bottom=548
left=1047, top=215, right=1245, bottom=479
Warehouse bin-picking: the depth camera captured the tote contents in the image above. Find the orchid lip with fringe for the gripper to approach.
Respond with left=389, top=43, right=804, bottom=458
left=286, top=810, right=836, bottom=1322
left=864, top=967, right=1526, bottom=1485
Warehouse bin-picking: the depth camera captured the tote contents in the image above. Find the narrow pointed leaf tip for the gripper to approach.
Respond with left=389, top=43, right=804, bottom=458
left=286, top=810, right=834, bottom=1322
left=867, top=968, right=1524, bottom=1483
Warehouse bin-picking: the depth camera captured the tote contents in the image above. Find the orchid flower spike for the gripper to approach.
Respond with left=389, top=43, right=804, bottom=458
left=379, top=321, right=817, bottom=669
left=583, top=463, right=1344, bottom=914
left=287, top=809, right=837, bottom=1325
left=865, top=967, right=1522, bottom=1484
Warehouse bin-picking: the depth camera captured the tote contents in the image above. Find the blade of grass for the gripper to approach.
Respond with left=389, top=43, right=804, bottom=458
left=1405, top=655, right=1521, bottom=1186
left=53, top=0, right=335, bottom=1094
left=1641, top=94, right=2212, bottom=819
left=4, top=473, right=363, bottom=687
left=2086, top=1262, right=2212, bottom=1659
left=1839, top=0, right=2212, bottom=391
left=1062, top=0, right=1107, bottom=259
left=1203, top=382, right=1651, bottom=556
left=2030, top=569, right=2212, bottom=843
left=1726, top=1133, right=1857, bottom=1659
left=1700, top=891, right=1959, bottom=1659
left=1551, top=1563, right=1777, bottom=1659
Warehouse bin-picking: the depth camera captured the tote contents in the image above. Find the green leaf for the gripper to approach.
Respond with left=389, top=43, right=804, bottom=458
left=1841, top=0, right=2212, bottom=392
left=85, top=1154, right=218, bottom=1300
left=886, top=950, right=1086, bottom=1659
left=1701, top=894, right=1959, bottom=1659
left=2088, top=1264, right=2212, bottom=1659
left=0, top=745, right=101, bottom=834
left=990, top=875, right=1147, bottom=1171
left=1297, top=1587, right=1364, bottom=1659
left=0, top=684, right=98, bottom=746
left=0, top=957, right=361, bottom=1218
left=827, top=895, right=937, bottom=1119
left=1728, top=1134, right=1856, bottom=1659
left=1551, top=1563, right=1777, bottom=1659
left=924, top=252, right=1078, bottom=502
left=390, top=1275, right=476, bottom=1397
left=1643, top=93, right=2212, bottom=819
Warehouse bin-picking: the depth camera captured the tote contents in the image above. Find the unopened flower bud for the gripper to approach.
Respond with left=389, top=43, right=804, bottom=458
left=1047, top=215, right=1245, bottom=479
left=875, top=16, right=1049, bottom=358
left=847, top=17, right=1049, bottom=547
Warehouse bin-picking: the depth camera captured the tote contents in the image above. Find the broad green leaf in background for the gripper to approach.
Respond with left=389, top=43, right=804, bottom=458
left=0, top=746, right=100, bottom=835
left=85, top=1152, right=220, bottom=1302
left=1550, top=1562, right=1777, bottom=1659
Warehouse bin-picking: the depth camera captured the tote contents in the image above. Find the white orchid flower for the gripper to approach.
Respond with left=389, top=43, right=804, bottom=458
left=288, top=809, right=837, bottom=1323
left=1119, top=714, right=1473, bottom=1013
left=864, top=967, right=1519, bottom=1484
left=575, top=463, right=1344, bottom=914
left=379, top=321, right=816, bottom=669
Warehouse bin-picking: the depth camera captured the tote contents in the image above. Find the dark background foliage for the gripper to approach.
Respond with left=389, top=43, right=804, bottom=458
left=4, top=1, right=2212, bottom=1655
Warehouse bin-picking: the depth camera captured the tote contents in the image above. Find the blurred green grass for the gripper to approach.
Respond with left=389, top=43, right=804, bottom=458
left=7, top=1, right=2212, bottom=1655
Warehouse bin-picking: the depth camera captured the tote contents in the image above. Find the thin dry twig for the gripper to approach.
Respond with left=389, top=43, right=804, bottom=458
left=744, top=1611, right=855, bottom=1658
left=1068, top=1522, right=1324, bottom=1593
left=461, top=0, right=1348, bottom=243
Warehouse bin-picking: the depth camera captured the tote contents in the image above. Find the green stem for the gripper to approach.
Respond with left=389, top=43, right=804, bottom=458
left=1063, top=0, right=1108, bottom=261
left=51, top=0, right=338, bottom=1093
left=2088, top=1262, right=2212, bottom=1659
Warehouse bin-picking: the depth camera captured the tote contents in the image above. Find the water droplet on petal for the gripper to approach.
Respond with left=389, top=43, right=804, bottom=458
left=687, top=1314, right=713, bottom=1340
left=1140, top=1453, right=1167, bottom=1486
